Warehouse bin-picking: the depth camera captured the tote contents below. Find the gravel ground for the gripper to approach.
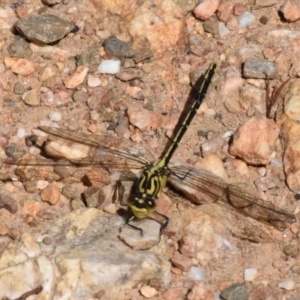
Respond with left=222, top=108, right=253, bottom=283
left=0, top=0, right=300, bottom=299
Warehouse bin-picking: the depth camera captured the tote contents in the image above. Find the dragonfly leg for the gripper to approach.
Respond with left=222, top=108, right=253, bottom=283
left=125, top=212, right=169, bottom=237
left=155, top=211, right=169, bottom=233
left=126, top=215, right=144, bottom=236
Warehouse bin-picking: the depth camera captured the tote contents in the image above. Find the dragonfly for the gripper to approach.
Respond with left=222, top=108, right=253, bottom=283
left=4, top=63, right=296, bottom=235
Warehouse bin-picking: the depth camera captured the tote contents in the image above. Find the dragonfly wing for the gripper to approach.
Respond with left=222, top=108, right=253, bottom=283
left=4, top=127, right=151, bottom=181
left=225, top=182, right=296, bottom=231
left=168, top=164, right=227, bottom=204
left=38, top=126, right=152, bottom=166
left=5, top=126, right=152, bottom=170
left=168, top=163, right=296, bottom=231
left=5, top=156, right=144, bottom=169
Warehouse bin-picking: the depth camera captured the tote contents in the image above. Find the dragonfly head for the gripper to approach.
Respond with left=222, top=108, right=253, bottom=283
left=128, top=197, right=157, bottom=219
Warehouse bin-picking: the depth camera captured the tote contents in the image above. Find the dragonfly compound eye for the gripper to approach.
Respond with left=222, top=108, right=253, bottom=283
left=146, top=199, right=155, bottom=208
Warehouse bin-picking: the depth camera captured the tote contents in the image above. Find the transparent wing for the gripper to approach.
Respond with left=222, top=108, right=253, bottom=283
left=168, top=164, right=227, bottom=203
left=168, top=164, right=296, bottom=231
left=4, top=126, right=151, bottom=171
left=39, top=126, right=151, bottom=165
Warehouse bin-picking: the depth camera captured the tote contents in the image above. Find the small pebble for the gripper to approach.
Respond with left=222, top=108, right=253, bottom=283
left=193, top=0, right=221, bottom=20
left=244, top=268, right=258, bottom=281
left=243, top=57, right=278, bottom=79
left=17, top=128, right=26, bottom=138
left=22, top=90, right=40, bottom=106
left=36, top=180, right=49, bottom=190
left=87, top=75, right=101, bottom=87
left=260, top=16, right=268, bottom=24
left=96, top=30, right=111, bottom=40
left=41, top=91, right=54, bottom=106
left=256, top=167, right=267, bottom=176
left=42, top=236, right=52, bottom=245
left=222, top=131, right=234, bottom=140
left=233, top=159, right=249, bottom=175
left=64, top=66, right=89, bottom=89
left=283, top=244, right=299, bottom=258
left=11, top=58, right=35, bottom=76
left=279, top=0, right=300, bottom=22
left=103, top=203, right=117, bottom=214
left=218, top=22, right=230, bottom=37
left=73, top=90, right=89, bottom=102
left=204, top=108, right=216, bottom=117
left=187, top=266, right=206, bottom=282
left=24, top=181, right=38, bottom=193
left=180, top=63, right=191, bottom=71
left=0, top=194, right=18, bottom=214
left=98, top=60, right=121, bottom=74
left=10, top=228, right=21, bottom=239
left=140, top=286, right=158, bottom=298
left=278, top=279, right=295, bottom=290
left=40, top=183, right=60, bottom=205
left=14, top=82, right=26, bottom=94
left=233, top=3, right=247, bottom=16
left=5, top=144, right=24, bottom=159
left=48, top=111, right=62, bottom=122
left=220, top=283, right=250, bottom=300
left=104, top=35, right=134, bottom=58
left=238, top=11, right=255, bottom=28
left=67, top=7, right=77, bottom=14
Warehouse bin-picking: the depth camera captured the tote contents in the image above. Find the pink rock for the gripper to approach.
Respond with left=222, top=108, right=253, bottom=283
left=4, top=56, right=16, bottom=68
left=188, top=283, right=214, bottom=300
left=40, top=183, right=60, bottom=205
left=217, top=1, right=234, bottom=22
left=16, top=6, right=28, bottom=18
left=179, top=205, right=231, bottom=260
left=127, top=106, right=153, bottom=131
left=64, top=66, right=89, bottom=89
left=229, top=116, right=280, bottom=165
left=233, top=3, right=247, bottom=16
left=128, top=0, right=185, bottom=62
left=219, top=67, right=244, bottom=95
left=23, top=200, right=42, bottom=215
left=0, top=221, right=9, bottom=236
left=162, top=288, right=186, bottom=300
left=194, top=0, right=222, bottom=20
left=127, top=106, right=178, bottom=131
left=140, top=286, right=157, bottom=298
left=156, top=193, right=172, bottom=218
left=194, top=154, right=227, bottom=179
left=171, top=252, right=192, bottom=271
left=11, top=58, right=35, bottom=76
left=84, top=168, right=111, bottom=187
left=280, top=0, right=300, bottom=22
left=39, top=64, right=58, bottom=82
left=279, top=116, right=300, bottom=192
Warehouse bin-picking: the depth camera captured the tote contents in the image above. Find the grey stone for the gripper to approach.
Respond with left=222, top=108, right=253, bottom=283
left=243, top=57, right=278, bottom=79
left=220, top=283, right=250, bottom=300
left=15, top=14, right=78, bottom=44
left=104, top=36, right=134, bottom=58
left=75, top=48, right=101, bottom=72
left=8, top=37, right=32, bottom=58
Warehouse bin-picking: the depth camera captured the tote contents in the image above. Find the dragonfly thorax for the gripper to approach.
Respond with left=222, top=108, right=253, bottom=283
left=127, top=164, right=169, bottom=219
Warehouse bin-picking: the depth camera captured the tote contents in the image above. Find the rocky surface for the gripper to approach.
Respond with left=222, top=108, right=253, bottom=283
left=0, top=0, right=300, bottom=299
